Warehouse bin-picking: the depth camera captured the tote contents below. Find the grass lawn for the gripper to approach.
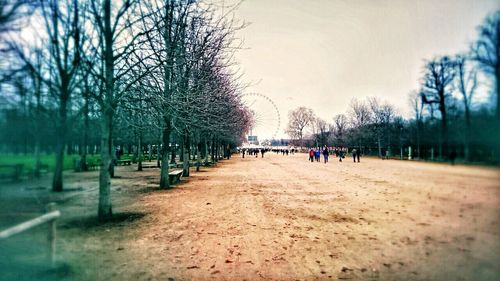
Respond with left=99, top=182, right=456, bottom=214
left=0, top=153, right=143, bottom=178
left=0, top=153, right=100, bottom=177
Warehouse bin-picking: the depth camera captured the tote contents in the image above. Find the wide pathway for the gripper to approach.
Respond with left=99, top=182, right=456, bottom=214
left=81, top=153, right=500, bottom=280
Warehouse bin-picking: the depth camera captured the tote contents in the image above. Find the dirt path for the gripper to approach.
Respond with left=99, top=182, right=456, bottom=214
left=80, top=153, right=499, bottom=280
left=1, top=154, right=499, bottom=280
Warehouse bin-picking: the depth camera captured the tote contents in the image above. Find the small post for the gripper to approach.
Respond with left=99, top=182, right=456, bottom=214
left=47, top=203, right=57, bottom=267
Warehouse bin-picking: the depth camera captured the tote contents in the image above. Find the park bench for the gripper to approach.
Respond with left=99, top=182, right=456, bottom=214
left=34, top=163, right=50, bottom=176
left=116, top=159, right=132, bottom=166
left=0, top=164, right=24, bottom=181
left=86, top=159, right=101, bottom=171
left=168, top=169, right=183, bottom=185
left=39, top=163, right=49, bottom=173
left=86, top=162, right=99, bottom=170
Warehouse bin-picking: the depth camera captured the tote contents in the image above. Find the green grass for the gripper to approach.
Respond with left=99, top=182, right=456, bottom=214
left=0, top=153, right=177, bottom=177
left=0, top=153, right=101, bottom=177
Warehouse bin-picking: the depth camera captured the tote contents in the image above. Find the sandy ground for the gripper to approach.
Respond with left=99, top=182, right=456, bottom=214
left=1, top=153, right=499, bottom=280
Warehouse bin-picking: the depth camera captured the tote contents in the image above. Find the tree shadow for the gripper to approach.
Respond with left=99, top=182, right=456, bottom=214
left=60, top=212, right=146, bottom=230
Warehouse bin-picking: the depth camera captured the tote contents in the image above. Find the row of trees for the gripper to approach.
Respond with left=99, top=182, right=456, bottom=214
left=0, top=0, right=252, bottom=221
left=286, top=11, right=500, bottom=163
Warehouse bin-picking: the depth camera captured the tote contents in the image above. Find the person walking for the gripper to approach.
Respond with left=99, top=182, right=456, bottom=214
left=355, top=148, right=361, bottom=163
left=352, top=148, right=357, bottom=162
left=309, top=148, right=314, bottom=162
left=322, top=146, right=329, bottom=163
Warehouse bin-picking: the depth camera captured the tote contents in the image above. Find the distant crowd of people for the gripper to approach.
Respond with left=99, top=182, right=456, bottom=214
left=272, top=148, right=295, bottom=155
left=240, top=148, right=264, bottom=158
left=308, top=146, right=361, bottom=163
left=238, top=146, right=362, bottom=163
left=238, top=147, right=295, bottom=158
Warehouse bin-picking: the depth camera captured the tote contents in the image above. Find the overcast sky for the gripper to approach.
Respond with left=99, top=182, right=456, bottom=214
left=232, top=0, right=499, bottom=139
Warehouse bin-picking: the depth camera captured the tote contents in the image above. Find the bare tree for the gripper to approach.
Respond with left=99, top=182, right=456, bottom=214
left=332, top=114, right=348, bottom=145
left=421, top=56, right=456, bottom=159
left=0, top=0, right=33, bottom=33
left=28, top=49, right=44, bottom=177
left=348, top=98, right=371, bottom=150
left=10, top=0, right=85, bottom=191
left=409, top=90, right=425, bottom=158
left=369, top=97, right=395, bottom=157
left=471, top=11, right=499, bottom=120
left=139, top=0, right=247, bottom=187
left=42, top=0, right=84, bottom=191
left=88, top=0, right=148, bottom=221
left=311, top=117, right=329, bottom=147
left=286, top=106, right=315, bottom=146
left=455, top=55, right=478, bottom=161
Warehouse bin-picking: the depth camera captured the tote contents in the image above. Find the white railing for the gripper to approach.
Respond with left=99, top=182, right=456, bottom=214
left=0, top=203, right=60, bottom=266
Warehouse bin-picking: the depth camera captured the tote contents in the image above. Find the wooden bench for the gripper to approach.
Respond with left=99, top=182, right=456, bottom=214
left=168, top=169, right=183, bottom=184
left=116, top=160, right=132, bottom=166
left=34, top=163, right=50, bottom=176
left=0, top=164, right=24, bottom=181
left=85, top=160, right=100, bottom=171
left=39, top=163, right=49, bottom=173
left=87, top=162, right=99, bottom=170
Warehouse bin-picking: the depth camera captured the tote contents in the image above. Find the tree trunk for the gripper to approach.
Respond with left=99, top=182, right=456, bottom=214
left=464, top=107, right=471, bottom=162
left=204, top=139, right=209, bottom=166
left=215, top=141, right=220, bottom=162
left=34, top=140, right=41, bottom=178
left=137, top=131, right=143, bottom=171
left=439, top=91, right=448, bottom=159
left=157, top=142, right=161, bottom=168
left=159, top=122, right=172, bottom=189
left=52, top=102, right=67, bottom=192
left=170, top=147, right=176, bottom=164
left=183, top=131, right=190, bottom=177
left=416, top=128, right=420, bottom=159
left=80, top=92, right=89, bottom=171
left=80, top=149, right=87, bottom=173
left=98, top=112, right=113, bottom=221
left=109, top=144, right=115, bottom=178
left=98, top=0, right=115, bottom=222
left=33, top=88, right=42, bottom=178
left=211, top=138, right=215, bottom=164
left=377, top=133, right=382, bottom=158
left=148, top=144, right=153, bottom=162
left=196, top=140, right=201, bottom=172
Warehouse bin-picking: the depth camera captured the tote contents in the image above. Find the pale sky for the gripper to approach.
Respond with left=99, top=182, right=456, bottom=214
left=232, top=0, right=500, bottom=139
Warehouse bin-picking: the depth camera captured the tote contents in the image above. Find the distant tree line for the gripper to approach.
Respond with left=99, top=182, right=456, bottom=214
left=0, top=0, right=252, bottom=221
left=287, top=11, right=500, bottom=163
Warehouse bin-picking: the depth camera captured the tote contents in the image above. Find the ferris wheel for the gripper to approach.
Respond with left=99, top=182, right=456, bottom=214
left=241, top=93, right=281, bottom=142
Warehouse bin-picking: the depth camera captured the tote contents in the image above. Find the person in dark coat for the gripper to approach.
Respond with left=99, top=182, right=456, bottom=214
left=322, top=146, right=329, bottom=163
